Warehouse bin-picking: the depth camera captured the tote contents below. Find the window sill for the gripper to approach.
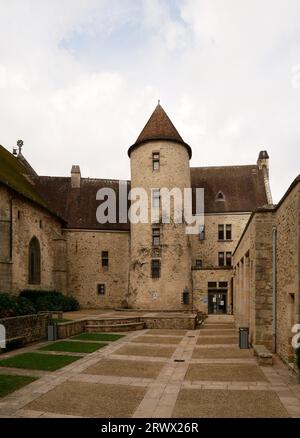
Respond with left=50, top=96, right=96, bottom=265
left=218, top=240, right=233, bottom=242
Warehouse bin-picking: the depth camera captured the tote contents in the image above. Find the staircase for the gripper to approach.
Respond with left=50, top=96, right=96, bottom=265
left=85, top=316, right=145, bottom=333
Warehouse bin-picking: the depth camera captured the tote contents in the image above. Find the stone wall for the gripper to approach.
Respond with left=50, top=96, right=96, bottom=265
left=191, top=213, right=250, bottom=267
left=276, top=181, right=300, bottom=364
left=0, top=313, right=52, bottom=345
left=0, top=184, right=67, bottom=295
left=66, top=230, right=130, bottom=308
left=128, top=140, right=193, bottom=310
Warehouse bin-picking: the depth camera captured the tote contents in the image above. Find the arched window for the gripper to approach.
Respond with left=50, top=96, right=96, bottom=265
left=28, top=237, right=41, bottom=284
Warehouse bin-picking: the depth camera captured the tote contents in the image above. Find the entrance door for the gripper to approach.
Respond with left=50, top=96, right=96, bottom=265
left=208, top=291, right=227, bottom=314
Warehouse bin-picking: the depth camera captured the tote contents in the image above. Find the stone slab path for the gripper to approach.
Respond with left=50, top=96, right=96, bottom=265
left=0, top=320, right=300, bottom=418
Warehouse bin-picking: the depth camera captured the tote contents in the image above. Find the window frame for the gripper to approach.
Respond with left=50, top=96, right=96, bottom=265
left=28, top=237, right=41, bottom=285
left=218, top=252, right=225, bottom=267
left=97, top=284, right=106, bottom=295
left=226, top=224, right=232, bottom=240
left=151, top=259, right=161, bottom=278
left=218, top=224, right=224, bottom=240
left=101, top=251, right=109, bottom=268
left=152, top=152, right=160, bottom=171
left=152, top=228, right=160, bottom=246
left=226, top=251, right=232, bottom=267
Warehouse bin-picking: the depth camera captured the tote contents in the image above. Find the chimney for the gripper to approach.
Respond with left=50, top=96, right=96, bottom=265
left=71, top=165, right=81, bottom=188
left=257, top=150, right=273, bottom=204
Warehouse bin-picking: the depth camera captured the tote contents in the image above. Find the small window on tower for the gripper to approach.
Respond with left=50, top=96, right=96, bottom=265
left=195, top=259, right=202, bottom=268
left=152, top=189, right=160, bottom=208
left=182, top=291, right=190, bottom=305
left=101, top=251, right=109, bottom=267
left=151, top=259, right=161, bottom=278
left=152, top=152, right=160, bottom=170
left=97, top=284, right=106, bottom=295
left=152, top=228, right=160, bottom=246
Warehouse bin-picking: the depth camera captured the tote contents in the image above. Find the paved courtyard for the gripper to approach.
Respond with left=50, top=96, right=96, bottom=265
left=0, top=319, right=300, bottom=418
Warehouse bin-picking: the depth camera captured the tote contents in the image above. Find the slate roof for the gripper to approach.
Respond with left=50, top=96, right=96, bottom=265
left=128, top=104, right=192, bottom=158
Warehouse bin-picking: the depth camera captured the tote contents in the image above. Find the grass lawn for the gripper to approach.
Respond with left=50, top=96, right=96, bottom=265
left=0, top=374, right=37, bottom=398
left=71, top=333, right=124, bottom=342
left=39, top=341, right=107, bottom=353
left=0, top=352, right=79, bottom=371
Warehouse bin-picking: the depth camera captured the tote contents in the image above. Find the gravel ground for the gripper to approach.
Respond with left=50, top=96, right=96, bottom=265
left=115, top=344, right=176, bottom=358
left=192, top=347, right=252, bottom=359
left=185, top=363, right=268, bottom=382
left=172, top=389, right=289, bottom=418
left=27, top=381, right=146, bottom=418
left=83, top=359, right=163, bottom=378
left=197, top=337, right=238, bottom=345
left=132, top=336, right=182, bottom=345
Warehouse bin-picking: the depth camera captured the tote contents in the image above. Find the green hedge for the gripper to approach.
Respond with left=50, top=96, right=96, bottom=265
left=20, top=290, right=79, bottom=312
left=0, top=293, right=37, bottom=318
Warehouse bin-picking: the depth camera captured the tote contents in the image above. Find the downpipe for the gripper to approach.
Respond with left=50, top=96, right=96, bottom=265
left=272, top=226, right=277, bottom=353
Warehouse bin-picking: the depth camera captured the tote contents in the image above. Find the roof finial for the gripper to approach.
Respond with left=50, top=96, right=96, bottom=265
left=17, top=139, right=23, bottom=156
left=158, top=99, right=160, bottom=106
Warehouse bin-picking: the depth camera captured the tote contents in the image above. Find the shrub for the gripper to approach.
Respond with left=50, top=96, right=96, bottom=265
left=20, top=290, right=79, bottom=312
left=0, top=293, right=36, bottom=318
left=296, top=347, right=300, bottom=369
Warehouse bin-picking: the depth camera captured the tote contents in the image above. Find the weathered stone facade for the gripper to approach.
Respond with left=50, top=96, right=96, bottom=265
left=0, top=184, right=66, bottom=295
left=233, top=176, right=300, bottom=364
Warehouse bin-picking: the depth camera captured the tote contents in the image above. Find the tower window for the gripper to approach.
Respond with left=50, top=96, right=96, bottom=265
left=216, top=191, right=225, bottom=201
left=195, top=259, right=202, bottom=268
left=97, top=284, right=106, bottom=295
left=152, top=152, right=160, bottom=170
left=151, top=259, right=161, bottom=278
left=182, top=291, right=190, bottom=305
left=152, top=228, right=160, bottom=246
left=199, top=225, right=205, bottom=240
left=152, top=189, right=160, bottom=208
left=101, top=251, right=109, bottom=267
left=28, top=237, right=41, bottom=284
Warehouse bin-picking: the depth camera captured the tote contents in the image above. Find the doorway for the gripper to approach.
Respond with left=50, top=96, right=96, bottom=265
left=208, top=290, right=227, bottom=314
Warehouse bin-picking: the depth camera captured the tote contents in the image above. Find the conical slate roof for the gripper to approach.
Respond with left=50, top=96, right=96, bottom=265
left=128, top=103, right=192, bottom=158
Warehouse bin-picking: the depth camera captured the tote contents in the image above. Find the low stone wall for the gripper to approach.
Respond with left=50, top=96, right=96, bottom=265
left=56, top=320, right=86, bottom=339
left=0, top=313, right=52, bottom=345
left=143, top=315, right=197, bottom=330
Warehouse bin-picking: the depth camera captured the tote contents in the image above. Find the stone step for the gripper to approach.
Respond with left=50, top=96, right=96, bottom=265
left=205, top=315, right=235, bottom=323
left=86, top=321, right=145, bottom=332
left=203, top=324, right=236, bottom=330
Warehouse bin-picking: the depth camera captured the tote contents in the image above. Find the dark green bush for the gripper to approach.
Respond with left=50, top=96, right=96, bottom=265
left=296, top=347, right=300, bottom=369
left=0, top=293, right=36, bottom=318
left=20, top=290, right=79, bottom=312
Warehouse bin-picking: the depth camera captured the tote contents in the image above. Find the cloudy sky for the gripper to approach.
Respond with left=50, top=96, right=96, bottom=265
left=0, top=0, right=300, bottom=203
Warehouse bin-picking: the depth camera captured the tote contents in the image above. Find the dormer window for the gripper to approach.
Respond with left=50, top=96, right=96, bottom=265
left=216, top=191, right=225, bottom=201
left=152, top=152, right=160, bottom=171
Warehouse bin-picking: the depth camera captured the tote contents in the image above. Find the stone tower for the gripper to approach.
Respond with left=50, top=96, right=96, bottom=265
left=127, top=103, right=193, bottom=310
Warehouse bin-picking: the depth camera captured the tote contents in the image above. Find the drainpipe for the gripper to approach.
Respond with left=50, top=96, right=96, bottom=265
left=272, top=226, right=277, bottom=353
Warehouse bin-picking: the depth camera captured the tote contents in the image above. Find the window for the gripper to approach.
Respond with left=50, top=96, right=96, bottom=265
left=226, top=224, right=232, bottom=240
left=101, top=251, right=109, bottom=267
left=28, top=237, right=41, bottom=284
left=182, top=291, right=190, bottom=305
left=226, top=252, right=232, bottom=267
left=97, top=284, right=106, bottom=295
left=216, top=191, right=225, bottom=201
left=219, top=281, right=228, bottom=288
left=152, top=189, right=160, bottom=208
left=199, top=225, right=205, bottom=241
left=17, top=210, right=21, bottom=220
left=218, top=224, right=232, bottom=240
left=195, top=259, right=202, bottom=268
left=218, top=252, right=225, bottom=267
left=152, top=228, right=160, bottom=246
left=152, top=152, right=160, bottom=171
left=151, top=259, right=161, bottom=278
left=208, top=281, right=217, bottom=288
left=218, top=224, right=224, bottom=240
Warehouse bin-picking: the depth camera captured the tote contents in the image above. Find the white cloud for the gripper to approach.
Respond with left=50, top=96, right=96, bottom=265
left=0, top=0, right=299, bottom=202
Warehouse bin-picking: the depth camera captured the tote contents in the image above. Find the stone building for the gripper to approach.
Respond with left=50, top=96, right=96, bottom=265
left=0, top=103, right=299, bottom=363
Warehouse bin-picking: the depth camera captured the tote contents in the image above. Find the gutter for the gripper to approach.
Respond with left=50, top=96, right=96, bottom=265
left=272, top=226, right=277, bottom=353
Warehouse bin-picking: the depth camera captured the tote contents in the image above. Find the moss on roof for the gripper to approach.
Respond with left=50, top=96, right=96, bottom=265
left=0, top=144, right=51, bottom=212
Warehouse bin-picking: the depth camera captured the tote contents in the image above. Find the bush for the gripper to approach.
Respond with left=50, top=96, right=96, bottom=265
left=297, top=347, right=300, bottom=369
left=20, top=290, right=79, bottom=312
left=0, top=293, right=37, bottom=318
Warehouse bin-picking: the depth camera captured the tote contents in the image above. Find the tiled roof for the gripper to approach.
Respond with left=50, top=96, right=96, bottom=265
left=128, top=104, right=192, bottom=158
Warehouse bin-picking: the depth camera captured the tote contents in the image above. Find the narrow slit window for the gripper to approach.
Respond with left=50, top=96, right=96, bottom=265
left=199, top=225, right=205, bottom=241
left=218, top=252, right=225, bottom=267
left=152, top=228, right=160, bottom=246
left=226, top=224, right=232, bottom=240
left=151, top=259, right=161, bottom=278
left=218, top=224, right=224, bottom=240
left=152, top=152, right=160, bottom=171
left=101, top=251, right=109, bottom=267
left=97, top=284, right=106, bottom=295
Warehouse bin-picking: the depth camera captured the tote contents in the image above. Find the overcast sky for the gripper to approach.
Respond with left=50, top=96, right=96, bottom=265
left=0, top=0, right=300, bottom=203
